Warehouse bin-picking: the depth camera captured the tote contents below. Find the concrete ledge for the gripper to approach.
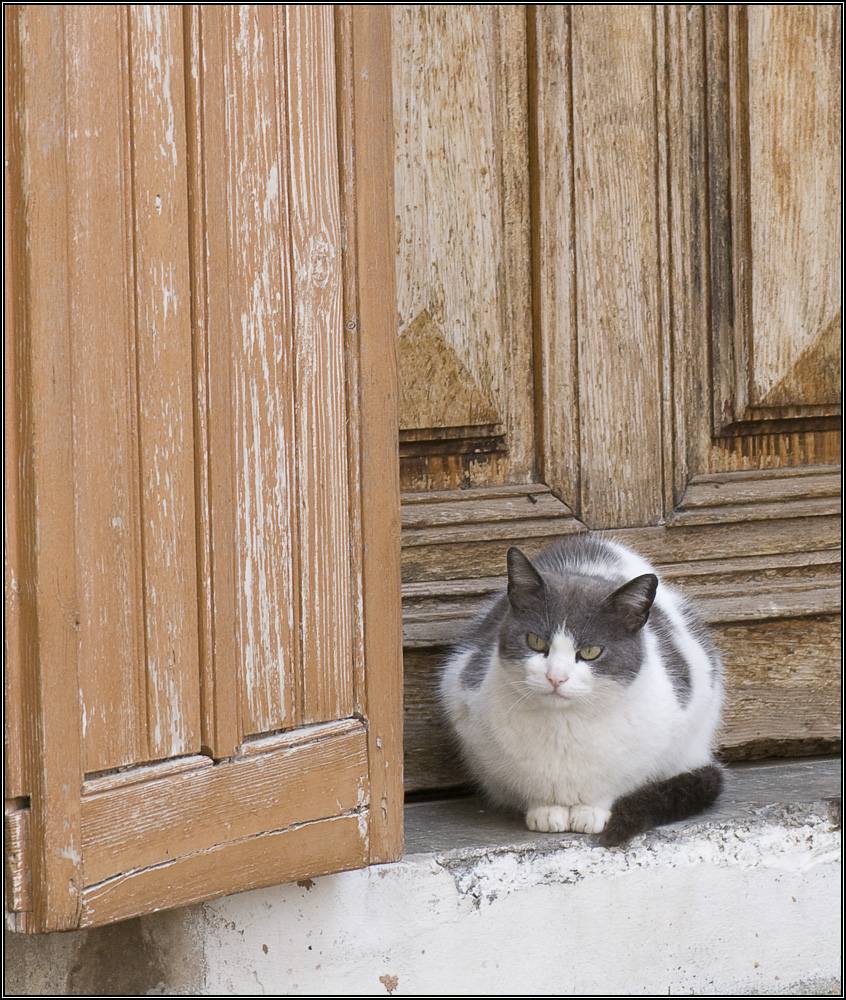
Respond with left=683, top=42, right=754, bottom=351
left=4, top=759, right=842, bottom=997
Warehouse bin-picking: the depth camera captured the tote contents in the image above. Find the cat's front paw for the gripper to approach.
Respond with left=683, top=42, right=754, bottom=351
left=526, top=804, right=571, bottom=833
left=569, top=804, right=611, bottom=834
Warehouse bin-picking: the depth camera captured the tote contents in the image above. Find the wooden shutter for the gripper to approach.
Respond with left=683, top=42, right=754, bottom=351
left=4, top=5, right=402, bottom=933
left=396, top=6, right=841, bottom=792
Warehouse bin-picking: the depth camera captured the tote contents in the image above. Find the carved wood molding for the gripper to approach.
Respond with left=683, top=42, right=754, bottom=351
left=706, top=6, right=842, bottom=437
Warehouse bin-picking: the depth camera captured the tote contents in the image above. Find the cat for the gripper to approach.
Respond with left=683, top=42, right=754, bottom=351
left=440, top=534, right=723, bottom=846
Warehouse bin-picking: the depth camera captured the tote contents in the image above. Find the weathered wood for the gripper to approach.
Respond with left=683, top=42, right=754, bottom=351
left=81, top=726, right=368, bottom=886
left=3, top=10, right=28, bottom=800
left=344, top=5, right=405, bottom=864
left=702, top=6, right=841, bottom=460
left=402, top=484, right=575, bottom=529
left=718, top=615, right=842, bottom=758
left=129, top=5, right=201, bottom=761
left=402, top=648, right=463, bottom=795
left=5, top=4, right=403, bottom=932
left=65, top=6, right=146, bottom=772
left=7, top=6, right=84, bottom=931
left=80, top=813, right=368, bottom=930
left=665, top=7, right=842, bottom=477
left=529, top=6, right=579, bottom=514
left=401, top=548, right=841, bottom=648
left=184, top=6, right=241, bottom=758
left=665, top=3, right=710, bottom=505
left=397, top=4, right=841, bottom=796
left=285, top=6, right=353, bottom=726
left=392, top=6, right=534, bottom=492
left=334, top=6, right=367, bottom=733
left=572, top=5, right=664, bottom=528
left=4, top=802, right=31, bottom=919
left=223, top=5, right=301, bottom=737
left=746, top=6, right=841, bottom=409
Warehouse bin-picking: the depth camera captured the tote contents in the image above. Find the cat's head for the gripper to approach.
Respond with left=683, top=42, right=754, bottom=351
left=499, top=546, right=657, bottom=706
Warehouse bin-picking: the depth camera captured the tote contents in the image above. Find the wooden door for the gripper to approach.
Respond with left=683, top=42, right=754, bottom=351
left=4, top=5, right=401, bottom=933
left=396, top=6, right=841, bottom=792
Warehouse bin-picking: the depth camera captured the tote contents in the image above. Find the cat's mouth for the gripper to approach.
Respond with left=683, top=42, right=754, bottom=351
left=542, top=687, right=579, bottom=703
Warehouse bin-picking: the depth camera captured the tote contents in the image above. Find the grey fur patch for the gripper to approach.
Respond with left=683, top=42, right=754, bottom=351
left=460, top=594, right=507, bottom=689
left=649, top=605, right=693, bottom=706
left=461, top=647, right=491, bottom=689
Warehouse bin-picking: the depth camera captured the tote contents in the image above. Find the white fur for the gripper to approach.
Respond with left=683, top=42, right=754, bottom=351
left=440, top=542, right=723, bottom=834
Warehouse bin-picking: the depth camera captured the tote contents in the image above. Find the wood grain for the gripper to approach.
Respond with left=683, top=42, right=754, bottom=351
left=64, top=6, right=146, bottom=772
left=718, top=615, right=842, bottom=757
left=572, top=6, right=664, bottom=528
left=3, top=7, right=28, bottom=799
left=80, top=813, right=367, bottom=929
left=7, top=5, right=84, bottom=931
left=5, top=3, right=404, bottom=932
left=746, top=6, right=841, bottom=408
left=4, top=802, right=31, bottom=922
left=530, top=6, right=579, bottom=514
left=81, top=725, right=368, bottom=886
left=225, top=5, right=300, bottom=737
left=392, top=6, right=533, bottom=492
left=129, top=6, right=201, bottom=760
left=344, top=5, right=405, bottom=864
left=184, top=6, right=240, bottom=758
left=285, top=6, right=353, bottom=726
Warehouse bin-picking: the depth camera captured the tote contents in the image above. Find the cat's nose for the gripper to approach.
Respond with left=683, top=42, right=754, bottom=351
left=547, top=674, right=568, bottom=690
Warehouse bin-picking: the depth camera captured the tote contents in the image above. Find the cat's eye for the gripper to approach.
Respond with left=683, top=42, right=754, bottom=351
left=526, top=633, right=549, bottom=654
left=577, top=645, right=603, bottom=661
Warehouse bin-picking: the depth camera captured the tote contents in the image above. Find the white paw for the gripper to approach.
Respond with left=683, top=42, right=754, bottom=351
left=568, top=804, right=611, bottom=834
left=526, top=805, right=571, bottom=832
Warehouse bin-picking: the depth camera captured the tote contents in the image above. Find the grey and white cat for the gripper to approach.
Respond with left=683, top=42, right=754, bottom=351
left=440, top=535, right=723, bottom=845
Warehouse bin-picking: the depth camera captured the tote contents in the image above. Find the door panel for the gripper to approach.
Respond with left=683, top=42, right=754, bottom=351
left=397, top=5, right=841, bottom=793
left=393, top=6, right=534, bottom=492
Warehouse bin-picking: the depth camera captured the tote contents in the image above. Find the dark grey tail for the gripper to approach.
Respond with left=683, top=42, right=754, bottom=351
left=599, top=765, right=723, bottom=847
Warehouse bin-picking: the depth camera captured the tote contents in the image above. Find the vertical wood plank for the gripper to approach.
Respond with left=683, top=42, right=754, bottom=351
left=335, top=8, right=367, bottom=714
left=572, top=5, right=664, bottom=528
left=184, top=5, right=241, bottom=756
left=497, top=7, right=535, bottom=488
left=65, top=5, right=146, bottom=772
left=530, top=6, right=579, bottom=513
left=653, top=5, right=676, bottom=520
left=10, top=5, right=83, bottom=930
left=218, top=6, right=301, bottom=738
left=4, top=5, right=28, bottom=799
left=345, top=5, right=404, bottom=862
left=128, top=6, right=201, bottom=759
left=284, top=6, right=353, bottom=724
left=666, top=3, right=711, bottom=504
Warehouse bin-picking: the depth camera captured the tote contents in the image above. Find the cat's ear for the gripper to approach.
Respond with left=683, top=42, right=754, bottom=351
left=603, top=573, right=658, bottom=632
left=506, top=546, right=545, bottom=613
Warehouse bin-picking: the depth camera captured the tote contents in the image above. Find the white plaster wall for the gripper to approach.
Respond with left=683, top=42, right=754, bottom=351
left=201, top=819, right=841, bottom=997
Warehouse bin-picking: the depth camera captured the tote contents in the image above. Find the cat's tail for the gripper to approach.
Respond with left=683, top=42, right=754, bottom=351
left=599, top=764, right=723, bottom=847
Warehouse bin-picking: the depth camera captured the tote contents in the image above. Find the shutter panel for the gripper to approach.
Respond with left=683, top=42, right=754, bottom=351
left=4, top=5, right=402, bottom=933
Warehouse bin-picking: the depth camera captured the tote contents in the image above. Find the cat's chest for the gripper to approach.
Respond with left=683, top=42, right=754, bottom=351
left=486, top=664, right=677, bottom=764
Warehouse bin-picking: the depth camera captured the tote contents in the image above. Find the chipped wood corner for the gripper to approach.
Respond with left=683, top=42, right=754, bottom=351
left=4, top=799, right=32, bottom=927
